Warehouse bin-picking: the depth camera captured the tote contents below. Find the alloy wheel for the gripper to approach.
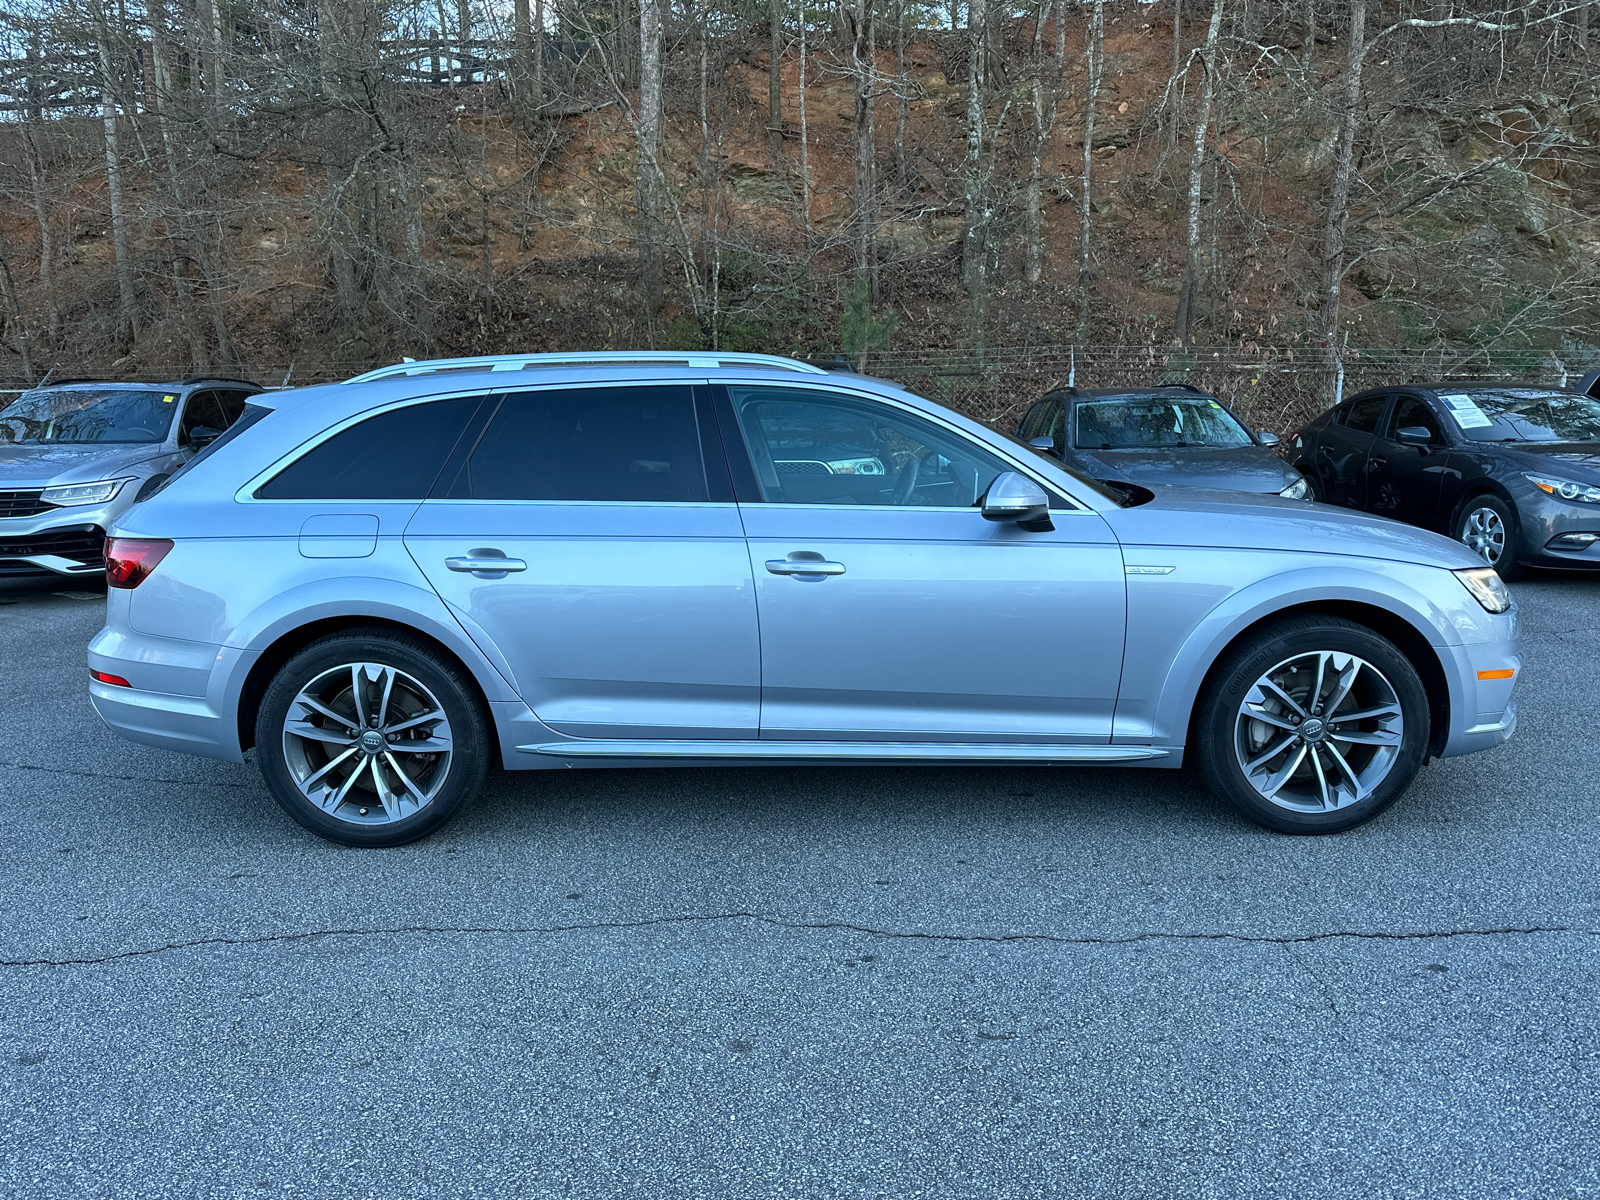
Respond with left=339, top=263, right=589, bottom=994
left=1460, top=505, right=1506, bottom=565
left=281, top=662, right=454, bottom=825
left=1233, top=650, right=1404, bottom=813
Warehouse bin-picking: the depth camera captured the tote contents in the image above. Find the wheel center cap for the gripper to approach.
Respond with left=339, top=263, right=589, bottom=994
left=360, top=730, right=385, bottom=754
left=1299, top=717, right=1327, bottom=743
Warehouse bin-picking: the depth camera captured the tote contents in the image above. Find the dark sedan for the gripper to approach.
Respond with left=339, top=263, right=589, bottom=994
left=1015, top=385, right=1309, bottom=499
left=1282, top=380, right=1600, bottom=578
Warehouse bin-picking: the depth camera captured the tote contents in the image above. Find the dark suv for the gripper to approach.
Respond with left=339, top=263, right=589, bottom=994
left=0, top=376, right=261, bottom=584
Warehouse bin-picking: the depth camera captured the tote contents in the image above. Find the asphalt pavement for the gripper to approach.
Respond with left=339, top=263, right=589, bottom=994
left=2, top=576, right=1598, bottom=1199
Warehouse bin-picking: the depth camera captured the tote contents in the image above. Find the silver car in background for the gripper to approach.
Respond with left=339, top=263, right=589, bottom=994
left=88, top=353, right=1520, bottom=846
left=0, top=378, right=259, bottom=583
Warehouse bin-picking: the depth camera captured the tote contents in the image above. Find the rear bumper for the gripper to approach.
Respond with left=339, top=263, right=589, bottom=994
left=87, top=623, right=255, bottom=763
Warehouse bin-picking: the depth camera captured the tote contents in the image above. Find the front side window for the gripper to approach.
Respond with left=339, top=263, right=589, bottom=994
left=1385, top=395, right=1443, bottom=442
left=463, top=385, right=708, bottom=502
left=728, top=385, right=1013, bottom=507
left=1072, top=396, right=1252, bottom=449
left=180, top=392, right=228, bottom=444
left=257, top=395, right=481, bottom=500
left=1438, top=387, right=1600, bottom=444
left=0, top=387, right=180, bottom=445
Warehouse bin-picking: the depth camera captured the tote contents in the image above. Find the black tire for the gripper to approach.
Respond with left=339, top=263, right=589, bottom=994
left=255, top=628, right=492, bottom=847
left=1194, top=616, right=1430, bottom=834
left=1453, top=493, right=1524, bottom=581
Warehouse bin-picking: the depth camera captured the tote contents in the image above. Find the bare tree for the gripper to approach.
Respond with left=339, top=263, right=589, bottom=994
left=95, top=19, right=136, bottom=349
left=1310, top=0, right=1366, bottom=383
left=1024, top=0, right=1066, bottom=285
left=1075, top=0, right=1105, bottom=335
left=637, top=0, right=664, bottom=332
left=768, top=0, right=784, bottom=166
left=1173, top=0, right=1225, bottom=346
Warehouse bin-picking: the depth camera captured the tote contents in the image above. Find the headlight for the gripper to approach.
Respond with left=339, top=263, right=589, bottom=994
left=1454, top=567, right=1512, bottom=614
left=40, top=478, right=131, bottom=507
left=1278, top=477, right=1310, bottom=500
left=1525, top=474, right=1600, bottom=504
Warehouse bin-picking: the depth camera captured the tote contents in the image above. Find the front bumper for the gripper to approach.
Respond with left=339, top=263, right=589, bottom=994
left=0, top=522, right=106, bottom=580
left=1437, top=625, right=1522, bottom=759
left=1514, top=492, right=1600, bottom=569
left=0, top=496, right=135, bottom=580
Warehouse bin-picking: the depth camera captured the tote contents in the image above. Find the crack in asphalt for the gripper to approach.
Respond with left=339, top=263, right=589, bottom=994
left=0, top=760, right=255, bottom=790
left=0, top=913, right=1586, bottom=968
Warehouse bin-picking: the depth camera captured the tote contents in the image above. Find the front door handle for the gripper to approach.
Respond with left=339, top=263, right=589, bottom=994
left=446, top=551, right=528, bottom=577
left=766, top=553, right=846, bottom=577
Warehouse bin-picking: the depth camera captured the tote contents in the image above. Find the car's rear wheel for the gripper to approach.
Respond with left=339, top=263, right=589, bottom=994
left=1195, top=617, right=1430, bottom=834
left=1454, top=494, right=1524, bottom=580
left=255, top=629, right=491, bottom=847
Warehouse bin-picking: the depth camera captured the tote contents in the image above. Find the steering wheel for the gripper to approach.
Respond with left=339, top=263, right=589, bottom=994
left=890, top=455, right=920, bottom=505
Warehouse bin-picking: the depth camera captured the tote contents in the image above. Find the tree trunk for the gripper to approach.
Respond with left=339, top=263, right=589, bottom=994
left=1173, top=0, right=1224, bottom=346
left=21, top=129, right=62, bottom=345
left=98, top=37, right=138, bottom=350
left=893, top=0, right=908, bottom=190
left=852, top=0, right=878, bottom=295
left=513, top=0, right=534, bottom=114
left=637, top=0, right=664, bottom=334
left=960, top=0, right=988, bottom=299
left=1025, top=0, right=1064, bottom=284
left=1578, top=0, right=1589, bottom=51
left=768, top=0, right=784, bottom=166
left=1075, top=0, right=1105, bottom=336
left=798, top=0, right=813, bottom=251
left=1313, top=0, right=1365, bottom=396
left=0, top=231, right=35, bottom=382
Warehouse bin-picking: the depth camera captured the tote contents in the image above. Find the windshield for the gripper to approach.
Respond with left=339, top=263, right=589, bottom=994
left=1440, top=388, right=1600, bottom=444
left=0, top=387, right=180, bottom=445
left=1074, top=397, right=1253, bottom=449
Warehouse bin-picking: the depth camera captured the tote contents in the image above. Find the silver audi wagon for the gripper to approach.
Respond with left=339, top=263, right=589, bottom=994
left=88, top=352, right=1520, bottom=846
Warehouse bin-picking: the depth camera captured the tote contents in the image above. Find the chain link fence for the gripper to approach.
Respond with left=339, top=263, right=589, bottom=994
left=4, top=345, right=1598, bottom=433
left=860, top=343, right=1600, bottom=436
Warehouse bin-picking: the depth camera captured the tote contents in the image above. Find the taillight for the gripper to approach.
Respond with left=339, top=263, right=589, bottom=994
left=104, top=537, right=173, bottom=589
left=90, top=670, right=131, bottom=687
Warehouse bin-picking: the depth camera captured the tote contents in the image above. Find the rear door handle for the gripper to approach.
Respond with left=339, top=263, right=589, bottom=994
left=766, top=556, right=846, bottom=577
left=446, top=552, right=528, bottom=576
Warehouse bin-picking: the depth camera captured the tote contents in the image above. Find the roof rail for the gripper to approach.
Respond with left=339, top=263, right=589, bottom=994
left=345, top=351, right=829, bottom=384
left=178, top=376, right=263, bottom=389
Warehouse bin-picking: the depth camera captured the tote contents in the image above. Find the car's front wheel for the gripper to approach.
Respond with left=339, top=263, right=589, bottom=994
left=255, top=629, right=491, bottom=847
left=1454, top=493, right=1524, bottom=580
left=1195, top=617, right=1430, bottom=834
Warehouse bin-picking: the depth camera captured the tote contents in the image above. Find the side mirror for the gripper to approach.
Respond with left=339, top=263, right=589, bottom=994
left=1256, top=430, right=1280, bottom=447
left=981, top=472, right=1051, bottom=526
left=1027, top=436, right=1061, bottom=458
left=1395, top=426, right=1433, bottom=447
left=186, top=425, right=223, bottom=448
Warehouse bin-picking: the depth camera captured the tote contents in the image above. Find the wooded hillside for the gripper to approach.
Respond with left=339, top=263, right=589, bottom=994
left=0, top=0, right=1596, bottom=428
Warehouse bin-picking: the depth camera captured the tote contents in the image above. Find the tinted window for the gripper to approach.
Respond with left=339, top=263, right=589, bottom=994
left=1385, top=395, right=1442, bottom=442
left=465, top=386, right=707, bottom=502
left=1338, top=396, right=1387, bottom=434
left=258, top=396, right=480, bottom=500
left=729, top=385, right=1013, bottom=507
left=216, top=390, right=251, bottom=426
left=180, top=391, right=227, bottom=444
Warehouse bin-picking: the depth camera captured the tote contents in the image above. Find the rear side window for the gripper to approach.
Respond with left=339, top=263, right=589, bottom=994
left=1337, top=396, right=1387, bottom=433
left=257, top=396, right=481, bottom=500
left=462, top=385, right=708, bottom=502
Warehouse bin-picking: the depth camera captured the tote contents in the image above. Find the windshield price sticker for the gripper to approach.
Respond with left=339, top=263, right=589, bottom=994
left=1440, top=393, right=1493, bottom=429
